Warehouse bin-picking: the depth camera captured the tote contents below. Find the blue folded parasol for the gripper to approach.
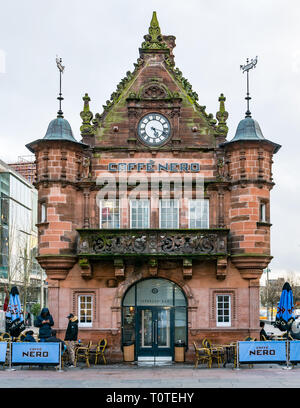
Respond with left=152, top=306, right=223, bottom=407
left=275, top=282, right=295, bottom=332
left=5, top=286, right=25, bottom=337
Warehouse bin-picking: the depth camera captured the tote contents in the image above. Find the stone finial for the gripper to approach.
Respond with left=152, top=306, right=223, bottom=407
left=80, top=93, right=94, bottom=136
left=216, top=93, right=229, bottom=137
left=141, top=11, right=168, bottom=51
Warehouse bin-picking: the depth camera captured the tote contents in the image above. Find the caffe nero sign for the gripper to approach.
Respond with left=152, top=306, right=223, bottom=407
left=238, top=341, right=286, bottom=363
left=11, top=343, right=60, bottom=365
left=108, top=161, right=201, bottom=173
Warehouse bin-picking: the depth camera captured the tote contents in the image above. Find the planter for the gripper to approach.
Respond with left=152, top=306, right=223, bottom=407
left=123, top=342, right=135, bottom=362
left=174, top=341, right=185, bottom=362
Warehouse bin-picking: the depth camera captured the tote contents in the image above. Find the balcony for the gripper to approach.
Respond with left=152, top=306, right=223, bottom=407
left=77, top=228, right=229, bottom=258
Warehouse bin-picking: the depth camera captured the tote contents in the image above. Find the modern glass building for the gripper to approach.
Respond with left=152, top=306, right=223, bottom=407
left=0, top=159, right=47, bottom=310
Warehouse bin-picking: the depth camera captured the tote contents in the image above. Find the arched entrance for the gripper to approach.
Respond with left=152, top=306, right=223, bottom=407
left=122, top=278, right=187, bottom=361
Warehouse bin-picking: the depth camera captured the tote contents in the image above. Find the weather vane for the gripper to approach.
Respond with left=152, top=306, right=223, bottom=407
left=56, top=56, right=65, bottom=118
left=240, top=56, right=258, bottom=118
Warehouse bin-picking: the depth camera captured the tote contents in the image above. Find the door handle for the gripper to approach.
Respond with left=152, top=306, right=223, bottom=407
left=155, top=320, right=158, bottom=345
left=152, top=322, right=155, bottom=344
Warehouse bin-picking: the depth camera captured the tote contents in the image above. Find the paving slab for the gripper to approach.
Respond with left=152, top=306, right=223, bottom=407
left=0, top=363, right=300, bottom=388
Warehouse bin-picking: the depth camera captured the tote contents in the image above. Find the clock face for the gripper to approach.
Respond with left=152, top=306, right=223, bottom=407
left=137, top=113, right=171, bottom=146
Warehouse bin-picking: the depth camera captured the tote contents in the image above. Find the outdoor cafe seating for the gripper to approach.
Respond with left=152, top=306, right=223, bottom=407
left=89, top=339, right=107, bottom=365
left=202, top=338, right=225, bottom=368
left=193, top=342, right=212, bottom=368
left=193, top=339, right=237, bottom=369
left=74, top=340, right=93, bottom=368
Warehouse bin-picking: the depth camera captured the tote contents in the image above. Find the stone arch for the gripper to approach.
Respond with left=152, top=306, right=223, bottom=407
left=112, top=270, right=198, bottom=309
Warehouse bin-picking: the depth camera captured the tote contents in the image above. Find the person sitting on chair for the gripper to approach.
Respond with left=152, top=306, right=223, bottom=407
left=45, top=329, right=67, bottom=358
left=23, top=330, right=36, bottom=342
left=260, top=321, right=273, bottom=340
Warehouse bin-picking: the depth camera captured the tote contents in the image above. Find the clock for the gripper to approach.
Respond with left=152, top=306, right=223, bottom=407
left=137, top=113, right=171, bottom=146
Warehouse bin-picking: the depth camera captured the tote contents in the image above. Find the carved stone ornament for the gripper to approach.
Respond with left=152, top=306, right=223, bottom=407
left=183, top=258, right=193, bottom=279
left=78, top=257, right=92, bottom=279
left=77, top=229, right=228, bottom=257
left=114, top=258, right=125, bottom=278
left=141, top=84, right=168, bottom=99
left=148, top=258, right=158, bottom=276
left=216, top=257, right=227, bottom=280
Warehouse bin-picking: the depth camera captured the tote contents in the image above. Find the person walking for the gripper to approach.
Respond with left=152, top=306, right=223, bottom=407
left=64, top=313, right=78, bottom=367
left=25, top=312, right=32, bottom=327
left=34, top=307, right=54, bottom=342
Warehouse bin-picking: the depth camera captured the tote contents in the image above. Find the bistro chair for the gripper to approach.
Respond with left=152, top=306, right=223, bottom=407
left=1, top=333, right=11, bottom=342
left=193, top=342, right=212, bottom=369
left=202, top=338, right=225, bottom=368
left=16, top=333, right=26, bottom=342
left=228, top=342, right=238, bottom=368
left=74, top=340, right=92, bottom=368
left=61, top=348, right=69, bottom=369
left=260, top=334, right=267, bottom=341
left=94, top=339, right=107, bottom=365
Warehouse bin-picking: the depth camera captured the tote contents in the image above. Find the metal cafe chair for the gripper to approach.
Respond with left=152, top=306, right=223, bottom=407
left=1, top=333, right=11, bottom=342
left=193, top=342, right=212, bottom=368
left=202, top=338, right=225, bottom=368
left=16, top=333, right=26, bottom=342
left=93, top=339, right=107, bottom=365
left=74, top=340, right=93, bottom=368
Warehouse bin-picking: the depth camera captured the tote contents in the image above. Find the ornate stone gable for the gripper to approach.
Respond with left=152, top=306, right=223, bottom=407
left=79, top=13, right=228, bottom=151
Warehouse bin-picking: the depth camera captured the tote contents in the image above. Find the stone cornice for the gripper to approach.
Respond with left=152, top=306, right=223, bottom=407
left=230, top=254, right=272, bottom=280
left=36, top=254, right=77, bottom=280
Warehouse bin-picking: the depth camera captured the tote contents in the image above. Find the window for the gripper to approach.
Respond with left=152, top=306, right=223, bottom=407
left=0, top=194, right=9, bottom=225
left=159, top=199, right=179, bottom=229
left=216, top=294, right=231, bottom=327
left=40, top=203, right=47, bottom=223
left=100, top=199, right=120, bottom=229
left=130, top=199, right=149, bottom=229
left=260, top=202, right=266, bottom=222
left=78, top=295, right=93, bottom=327
left=189, top=199, right=209, bottom=228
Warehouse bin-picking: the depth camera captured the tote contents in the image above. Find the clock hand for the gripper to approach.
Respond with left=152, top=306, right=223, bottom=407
left=151, top=127, right=160, bottom=137
left=151, top=126, right=165, bottom=137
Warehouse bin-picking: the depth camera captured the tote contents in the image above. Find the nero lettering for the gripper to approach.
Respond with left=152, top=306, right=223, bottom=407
left=22, top=351, right=49, bottom=357
left=249, top=350, right=275, bottom=356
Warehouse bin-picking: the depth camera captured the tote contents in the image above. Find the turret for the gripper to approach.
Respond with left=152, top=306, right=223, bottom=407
left=26, top=57, right=88, bottom=285
left=221, top=65, right=281, bottom=280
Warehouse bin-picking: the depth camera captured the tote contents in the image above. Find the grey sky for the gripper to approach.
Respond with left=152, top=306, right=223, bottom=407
left=0, top=0, right=299, bottom=281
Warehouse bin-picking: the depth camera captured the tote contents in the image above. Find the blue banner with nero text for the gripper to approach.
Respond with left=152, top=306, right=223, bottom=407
left=0, top=342, right=8, bottom=363
left=238, top=341, right=287, bottom=363
left=11, top=342, right=60, bottom=365
left=289, top=341, right=300, bottom=362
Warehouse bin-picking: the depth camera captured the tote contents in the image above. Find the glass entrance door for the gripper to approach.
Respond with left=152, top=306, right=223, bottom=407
left=137, top=307, right=173, bottom=357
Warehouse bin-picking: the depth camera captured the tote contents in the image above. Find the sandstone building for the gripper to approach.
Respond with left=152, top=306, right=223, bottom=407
left=26, top=12, right=280, bottom=362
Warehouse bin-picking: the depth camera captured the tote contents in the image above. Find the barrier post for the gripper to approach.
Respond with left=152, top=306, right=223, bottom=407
left=235, top=341, right=240, bottom=370
left=57, top=342, right=63, bottom=372
left=283, top=340, right=292, bottom=370
left=6, top=340, right=15, bottom=371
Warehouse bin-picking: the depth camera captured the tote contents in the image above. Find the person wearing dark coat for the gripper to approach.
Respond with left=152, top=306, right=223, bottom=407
left=34, top=307, right=54, bottom=342
left=45, top=329, right=66, bottom=351
left=64, top=313, right=78, bottom=367
left=23, top=330, right=36, bottom=342
left=260, top=321, right=274, bottom=340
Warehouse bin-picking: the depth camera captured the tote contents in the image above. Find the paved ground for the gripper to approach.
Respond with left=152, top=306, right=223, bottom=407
left=2, top=323, right=293, bottom=389
left=1, top=362, right=300, bottom=388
